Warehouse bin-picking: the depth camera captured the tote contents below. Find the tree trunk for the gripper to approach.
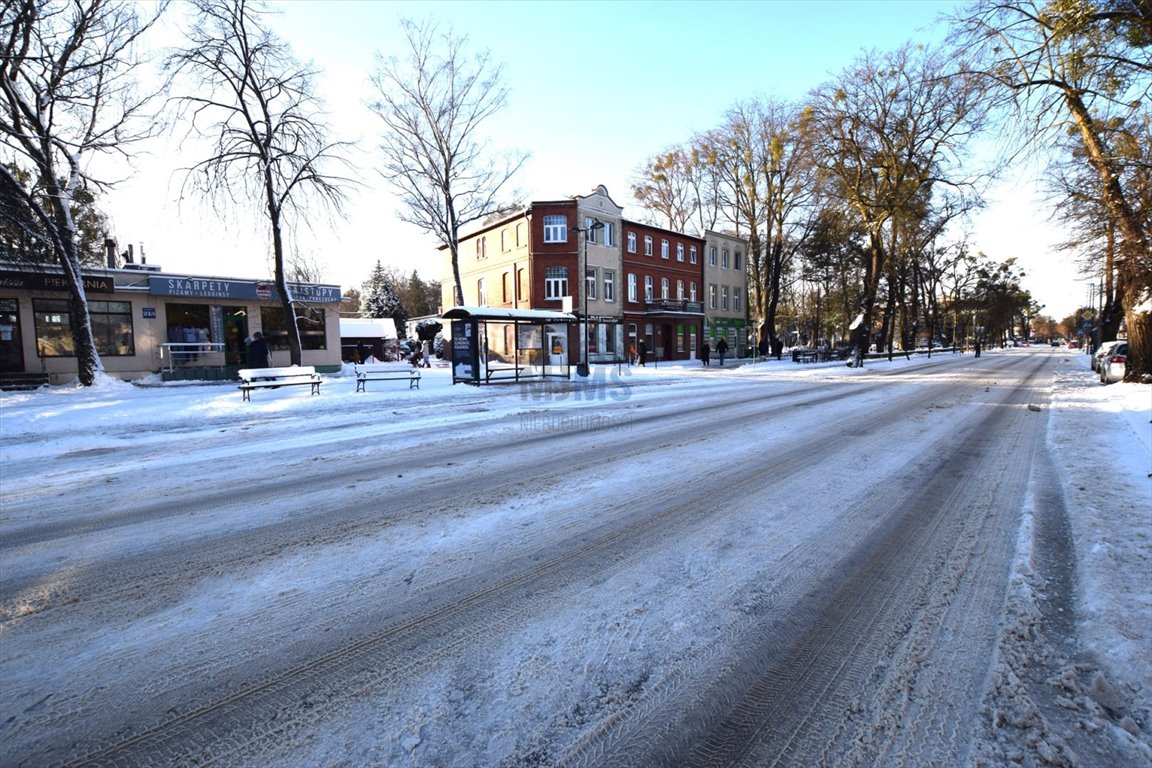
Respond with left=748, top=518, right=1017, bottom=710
left=50, top=181, right=101, bottom=385
left=1063, top=88, right=1149, bottom=378
left=267, top=202, right=303, bottom=367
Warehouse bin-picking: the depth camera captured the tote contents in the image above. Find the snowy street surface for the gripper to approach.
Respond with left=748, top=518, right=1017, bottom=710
left=1, top=347, right=1149, bottom=767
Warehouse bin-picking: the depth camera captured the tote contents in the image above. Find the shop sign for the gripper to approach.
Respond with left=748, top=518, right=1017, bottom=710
left=0, top=270, right=115, bottom=293
left=142, top=307, right=157, bottom=318
left=149, top=276, right=342, bottom=303
left=151, top=276, right=253, bottom=299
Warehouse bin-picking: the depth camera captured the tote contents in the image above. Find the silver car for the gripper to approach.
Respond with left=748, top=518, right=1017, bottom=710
left=1100, top=341, right=1128, bottom=384
left=1092, top=339, right=1123, bottom=372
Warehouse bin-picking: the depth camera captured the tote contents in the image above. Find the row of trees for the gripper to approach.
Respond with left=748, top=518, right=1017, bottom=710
left=2, top=0, right=1146, bottom=384
left=630, top=1, right=1149, bottom=376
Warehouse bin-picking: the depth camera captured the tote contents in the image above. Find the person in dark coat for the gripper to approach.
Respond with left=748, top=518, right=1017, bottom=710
left=638, top=340, right=648, bottom=366
left=716, top=337, right=728, bottom=366
left=701, top=341, right=711, bottom=366
left=758, top=337, right=769, bottom=360
left=245, top=331, right=270, bottom=368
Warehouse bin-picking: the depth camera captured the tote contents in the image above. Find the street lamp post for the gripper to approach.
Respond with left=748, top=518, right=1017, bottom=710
left=573, top=218, right=604, bottom=377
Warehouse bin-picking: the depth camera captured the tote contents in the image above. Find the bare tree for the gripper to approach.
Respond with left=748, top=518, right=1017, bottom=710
left=631, top=145, right=719, bottom=234
left=369, top=18, right=526, bottom=309
left=808, top=44, right=989, bottom=367
left=0, top=0, right=164, bottom=385
left=954, top=0, right=1151, bottom=378
left=696, top=99, right=824, bottom=351
left=167, top=0, right=352, bottom=366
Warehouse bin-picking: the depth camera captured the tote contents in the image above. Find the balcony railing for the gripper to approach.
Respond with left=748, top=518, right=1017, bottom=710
left=642, top=299, right=704, bottom=314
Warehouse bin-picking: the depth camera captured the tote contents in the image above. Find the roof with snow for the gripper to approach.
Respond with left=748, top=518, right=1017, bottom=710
left=339, top=317, right=398, bottom=338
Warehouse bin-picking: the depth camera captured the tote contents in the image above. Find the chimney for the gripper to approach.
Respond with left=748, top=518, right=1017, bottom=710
left=104, top=238, right=117, bottom=269
left=126, top=244, right=134, bottom=264
left=140, top=244, right=146, bottom=265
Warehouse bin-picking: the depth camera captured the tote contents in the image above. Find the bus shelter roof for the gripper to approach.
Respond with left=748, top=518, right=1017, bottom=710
left=442, top=306, right=577, bottom=323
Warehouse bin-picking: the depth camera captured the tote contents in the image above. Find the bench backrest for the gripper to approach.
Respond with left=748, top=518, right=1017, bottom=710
left=355, top=364, right=416, bottom=374
left=238, top=366, right=317, bottom=380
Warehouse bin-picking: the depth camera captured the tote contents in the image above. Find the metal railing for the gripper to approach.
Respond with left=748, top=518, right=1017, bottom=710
left=160, top=342, right=227, bottom=372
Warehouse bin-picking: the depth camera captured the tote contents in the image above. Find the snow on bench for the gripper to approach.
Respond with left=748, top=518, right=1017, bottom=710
left=237, top=366, right=322, bottom=401
left=354, top=363, right=421, bottom=392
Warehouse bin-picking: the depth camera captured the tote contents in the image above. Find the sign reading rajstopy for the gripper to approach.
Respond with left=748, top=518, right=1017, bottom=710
left=149, top=276, right=341, bottom=303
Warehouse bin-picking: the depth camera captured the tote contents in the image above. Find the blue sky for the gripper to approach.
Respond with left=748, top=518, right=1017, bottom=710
left=102, top=0, right=1085, bottom=317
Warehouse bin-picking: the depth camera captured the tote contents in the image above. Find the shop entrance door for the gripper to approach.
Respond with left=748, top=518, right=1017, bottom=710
left=222, top=307, right=248, bottom=366
left=0, top=298, right=24, bottom=373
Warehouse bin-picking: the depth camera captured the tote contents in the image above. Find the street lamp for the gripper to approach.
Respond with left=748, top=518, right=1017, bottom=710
left=574, top=218, right=604, bottom=377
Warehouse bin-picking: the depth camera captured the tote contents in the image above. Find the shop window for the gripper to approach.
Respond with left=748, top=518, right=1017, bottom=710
left=34, top=298, right=134, bottom=357
left=260, top=305, right=327, bottom=351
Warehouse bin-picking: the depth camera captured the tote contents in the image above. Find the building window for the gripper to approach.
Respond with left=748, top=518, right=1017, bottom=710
left=477, top=277, right=488, bottom=305
left=644, top=276, right=654, bottom=301
left=545, top=266, right=568, bottom=299
left=644, top=235, right=653, bottom=256
left=543, top=215, right=567, bottom=243
left=676, top=242, right=684, bottom=262
left=628, top=273, right=637, bottom=302
left=34, top=298, right=135, bottom=357
left=689, top=245, right=697, bottom=264
left=710, top=246, right=718, bottom=266
left=734, top=250, right=742, bottom=270
left=733, top=286, right=742, bottom=312
left=661, top=239, right=669, bottom=259
left=604, top=270, right=616, bottom=302
left=627, top=231, right=637, bottom=253
left=261, top=305, right=327, bottom=351
left=517, top=267, right=527, bottom=301
left=690, top=282, right=697, bottom=301
left=722, top=285, right=730, bottom=311
left=676, top=279, right=684, bottom=300
left=516, top=222, right=524, bottom=247
left=501, top=230, right=508, bottom=252
left=661, top=277, right=669, bottom=299
left=502, top=272, right=510, bottom=303
left=585, top=217, right=599, bottom=244
left=586, top=267, right=598, bottom=300
left=721, top=248, right=729, bottom=268
left=602, top=221, right=615, bottom=247
left=708, top=283, right=717, bottom=309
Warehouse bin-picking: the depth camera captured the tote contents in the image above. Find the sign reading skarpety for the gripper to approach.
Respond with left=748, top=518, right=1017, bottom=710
left=149, top=276, right=341, bottom=303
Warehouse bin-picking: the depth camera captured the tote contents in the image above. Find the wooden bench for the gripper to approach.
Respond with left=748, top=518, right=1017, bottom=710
left=354, top=363, right=421, bottom=392
left=238, top=366, right=322, bottom=401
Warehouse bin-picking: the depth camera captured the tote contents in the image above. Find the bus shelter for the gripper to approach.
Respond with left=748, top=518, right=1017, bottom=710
left=443, top=307, right=576, bottom=385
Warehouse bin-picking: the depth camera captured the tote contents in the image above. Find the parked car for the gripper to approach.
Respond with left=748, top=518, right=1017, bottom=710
left=1100, top=342, right=1128, bottom=384
left=1092, top=339, right=1124, bottom=372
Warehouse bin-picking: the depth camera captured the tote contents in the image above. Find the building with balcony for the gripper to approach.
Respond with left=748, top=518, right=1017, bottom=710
left=444, top=185, right=726, bottom=367
left=621, top=220, right=706, bottom=363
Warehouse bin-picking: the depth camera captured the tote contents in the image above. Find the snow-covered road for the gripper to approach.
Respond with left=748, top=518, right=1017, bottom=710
left=1, top=348, right=1148, bottom=767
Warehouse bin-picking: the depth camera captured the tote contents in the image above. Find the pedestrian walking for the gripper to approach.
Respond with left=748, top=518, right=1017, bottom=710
left=638, top=340, right=648, bottom=366
left=245, top=331, right=270, bottom=368
left=701, top=341, right=711, bottom=366
left=716, top=337, right=728, bottom=366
